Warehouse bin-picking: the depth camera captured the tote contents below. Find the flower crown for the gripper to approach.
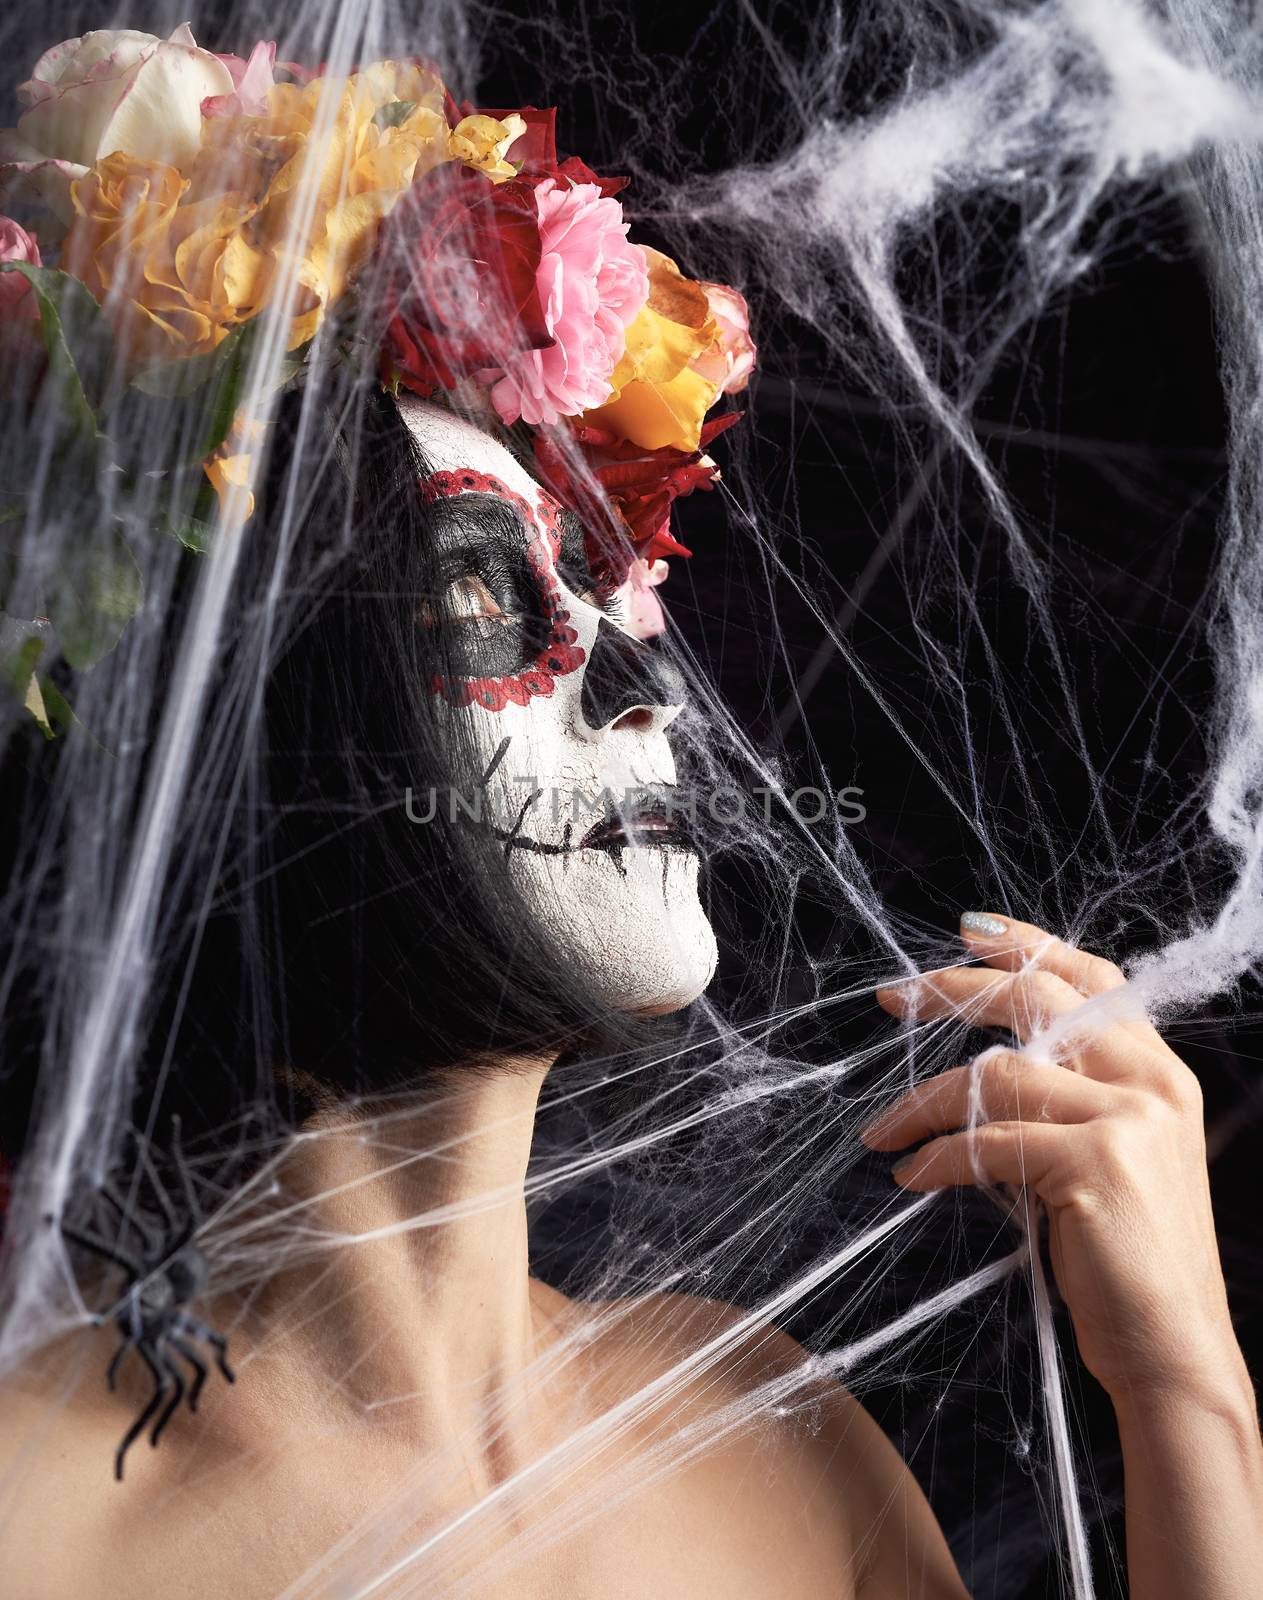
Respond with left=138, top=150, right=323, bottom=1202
left=0, top=26, right=755, bottom=729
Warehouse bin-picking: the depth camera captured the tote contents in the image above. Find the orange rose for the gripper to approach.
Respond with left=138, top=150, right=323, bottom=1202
left=65, top=66, right=527, bottom=363
left=63, top=154, right=269, bottom=360
left=582, top=247, right=720, bottom=453
left=187, top=67, right=524, bottom=351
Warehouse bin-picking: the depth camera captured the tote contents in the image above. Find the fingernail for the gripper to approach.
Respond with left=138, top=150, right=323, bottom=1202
left=891, top=1156, right=915, bottom=1183
left=961, top=911, right=1008, bottom=939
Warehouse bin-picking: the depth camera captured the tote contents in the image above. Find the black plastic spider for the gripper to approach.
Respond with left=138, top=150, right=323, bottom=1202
left=56, top=1120, right=236, bottom=1481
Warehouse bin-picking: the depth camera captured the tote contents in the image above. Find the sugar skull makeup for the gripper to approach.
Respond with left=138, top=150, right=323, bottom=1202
left=400, top=398, right=717, bottom=1013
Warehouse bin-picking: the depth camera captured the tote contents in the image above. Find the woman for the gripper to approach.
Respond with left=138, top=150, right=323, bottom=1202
left=0, top=23, right=1260, bottom=1599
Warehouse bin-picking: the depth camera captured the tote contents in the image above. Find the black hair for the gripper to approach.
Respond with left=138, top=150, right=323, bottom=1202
left=0, top=372, right=682, bottom=1187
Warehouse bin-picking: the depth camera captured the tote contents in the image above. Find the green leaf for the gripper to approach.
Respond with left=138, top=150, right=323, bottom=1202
left=273, top=355, right=307, bottom=389
left=133, top=327, right=307, bottom=402
left=4, top=631, right=45, bottom=693
left=114, top=317, right=264, bottom=470
left=374, top=99, right=417, bottom=130
left=49, top=538, right=144, bottom=671
left=0, top=263, right=111, bottom=434
left=1, top=632, right=51, bottom=738
left=192, top=320, right=258, bottom=462
left=130, top=339, right=238, bottom=399
left=36, top=673, right=77, bottom=737
left=161, top=513, right=217, bottom=553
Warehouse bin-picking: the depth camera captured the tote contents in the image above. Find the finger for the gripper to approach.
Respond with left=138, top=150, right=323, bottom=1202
left=959, top=913, right=1126, bottom=998
left=859, top=1051, right=1113, bottom=1151
left=959, top=913, right=1178, bottom=1075
left=876, top=968, right=1168, bottom=1086
left=891, top=1122, right=1068, bottom=1192
left=875, top=965, right=1085, bottom=1038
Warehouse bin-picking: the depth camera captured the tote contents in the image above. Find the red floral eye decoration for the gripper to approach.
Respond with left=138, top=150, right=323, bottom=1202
left=419, top=468, right=565, bottom=553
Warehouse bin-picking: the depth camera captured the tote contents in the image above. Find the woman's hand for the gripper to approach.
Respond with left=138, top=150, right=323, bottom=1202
left=861, top=914, right=1245, bottom=1406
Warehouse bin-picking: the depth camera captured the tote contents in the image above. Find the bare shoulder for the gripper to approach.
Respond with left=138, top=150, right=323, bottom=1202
left=0, top=1351, right=122, bottom=1598
left=0, top=1308, right=229, bottom=1600
left=573, top=1288, right=970, bottom=1599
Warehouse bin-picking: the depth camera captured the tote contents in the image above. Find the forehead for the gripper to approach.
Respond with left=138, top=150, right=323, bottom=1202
left=397, top=397, right=543, bottom=506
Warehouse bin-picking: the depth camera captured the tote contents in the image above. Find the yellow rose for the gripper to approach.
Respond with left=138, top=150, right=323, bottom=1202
left=144, top=194, right=270, bottom=351
left=188, top=67, right=526, bottom=350
left=64, top=64, right=530, bottom=364
left=205, top=409, right=269, bottom=524
left=65, top=156, right=190, bottom=357
left=64, top=155, right=273, bottom=359
left=582, top=247, right=720, bottom=453
left=448, top=113, right=528, bottom=180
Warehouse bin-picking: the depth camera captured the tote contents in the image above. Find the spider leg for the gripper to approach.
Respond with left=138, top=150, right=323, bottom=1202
left=60, top=1224, right=142, bottom=1282
left=148, top=1348, right=186, bottom=1450
left=168, top=1334, right=208, bottom=1412
left=173, top=1312, right=236, bottom=1385
left=138, top=1139, right=182, bottom=1237
left=99, top=1182, right=162, bottom=1259
left=170, top=1115, right=201, bottom=1229
left=206, top=1329, right=235, bottom=1385
left=106, top=1330, right=138, bottom=1392
left=114, top=1342, right=169, bottom=1482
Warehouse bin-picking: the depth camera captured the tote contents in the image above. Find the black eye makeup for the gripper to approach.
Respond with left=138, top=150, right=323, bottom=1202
left=417, top=495, right=550, bottom=675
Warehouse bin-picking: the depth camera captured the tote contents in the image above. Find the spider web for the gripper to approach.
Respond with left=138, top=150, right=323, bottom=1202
left=2, top=2, right=1262, bottom=1596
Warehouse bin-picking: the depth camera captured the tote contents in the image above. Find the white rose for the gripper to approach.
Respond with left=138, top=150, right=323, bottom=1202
left=0, top=25, right=232, bottom=225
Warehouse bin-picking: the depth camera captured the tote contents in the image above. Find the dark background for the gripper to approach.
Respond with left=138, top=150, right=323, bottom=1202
left=472, top=7, right=1257, bottom=1596
left=5, top=3, right=1258, bottom=1595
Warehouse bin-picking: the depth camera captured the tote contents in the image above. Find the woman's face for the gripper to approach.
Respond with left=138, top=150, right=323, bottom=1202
left=401, top=398, right=717, bottom=1014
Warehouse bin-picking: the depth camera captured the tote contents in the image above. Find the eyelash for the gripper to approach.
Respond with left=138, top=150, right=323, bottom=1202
left=595, top=587, right=628, bottom=623
left=556, top=557, right=628, bottom=620
left=420, top=549, right=521, bottom=625
left=425, top=580, right=625, bottom=624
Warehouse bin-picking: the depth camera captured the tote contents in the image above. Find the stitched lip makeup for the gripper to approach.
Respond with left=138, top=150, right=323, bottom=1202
left=579, top=799, right=695, bottom=853
left=488, top=792, right=698, bottom=860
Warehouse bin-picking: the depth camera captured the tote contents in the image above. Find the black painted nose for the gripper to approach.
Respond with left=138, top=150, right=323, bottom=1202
left=580, top=617, right=686, bottom=733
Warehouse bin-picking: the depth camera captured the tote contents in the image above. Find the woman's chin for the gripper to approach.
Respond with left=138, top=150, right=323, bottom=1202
left=624, top=912, right=719, bottom=1014
left=597, top=925, right=718, bottom=1015
left=524, top=847, right=717, bottom=1016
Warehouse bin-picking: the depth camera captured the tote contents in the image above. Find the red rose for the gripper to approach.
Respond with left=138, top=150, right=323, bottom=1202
left=380, top=163, right=553, bottom=397
left=457, top=103, right=628, bottom=196
left=533, top=411, right=741, bottom=568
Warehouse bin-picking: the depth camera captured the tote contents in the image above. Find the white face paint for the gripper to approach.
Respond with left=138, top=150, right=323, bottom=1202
left=400, top=398, right=717, bottom=1014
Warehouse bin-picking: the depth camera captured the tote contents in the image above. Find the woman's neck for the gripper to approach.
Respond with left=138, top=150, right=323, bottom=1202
left=213, top=1057, right=558, bottom=1460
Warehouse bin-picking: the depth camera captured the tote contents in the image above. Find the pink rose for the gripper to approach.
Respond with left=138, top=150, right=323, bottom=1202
left=693, top=280, right=757, bottom=395
left=0, top=216, right=41, bottom=322
left=486, top=179, right=650, bottom=428
left=0, top=26, right=232, bottom=225
left=205, top=41, right=278, bottom=118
